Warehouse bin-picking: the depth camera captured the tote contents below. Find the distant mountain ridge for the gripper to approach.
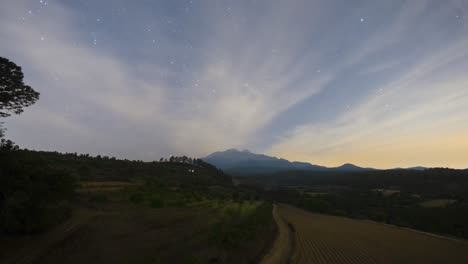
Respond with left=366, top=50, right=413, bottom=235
left=203, top=149, right=374, bottom=175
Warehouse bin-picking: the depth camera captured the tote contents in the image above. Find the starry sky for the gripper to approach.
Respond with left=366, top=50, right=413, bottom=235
left=1, top=0, right=468, bottom=169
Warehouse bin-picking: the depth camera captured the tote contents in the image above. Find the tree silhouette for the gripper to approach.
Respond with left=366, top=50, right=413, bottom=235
left=0, top=57, right=40, bottom=118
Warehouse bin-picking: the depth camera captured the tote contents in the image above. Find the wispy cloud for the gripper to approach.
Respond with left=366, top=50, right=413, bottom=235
left=268, top=35, right=468, bottom=168
left=1, top=0, right=333, bottom=158
left=1, top=0, right=467, bottom=167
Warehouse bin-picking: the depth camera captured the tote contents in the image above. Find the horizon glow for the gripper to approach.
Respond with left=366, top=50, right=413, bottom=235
left=1, top=0, right=467, bottom=169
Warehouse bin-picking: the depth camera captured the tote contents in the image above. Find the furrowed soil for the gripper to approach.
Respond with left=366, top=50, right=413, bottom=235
left=274, top=204, right=468, bottom=264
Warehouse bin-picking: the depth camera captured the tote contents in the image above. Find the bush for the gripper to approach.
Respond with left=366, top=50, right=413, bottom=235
left=89, top=194, right=108, bottom=203
left=303, top=198, right=331, bottom=213
left=150, top=197, right=164, bottom=208
left=210, top=202, right=273, bottom=249
left=129, top=192, right=145, bottom=204
left=0, top=149, right=77, bottom=234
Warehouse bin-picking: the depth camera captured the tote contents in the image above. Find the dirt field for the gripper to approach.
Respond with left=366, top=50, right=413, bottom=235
left=275, top=204, right=468, bottom=264
left=0, top=184, right=274, bottom=264
left=1, top=203, right=219, bottom=264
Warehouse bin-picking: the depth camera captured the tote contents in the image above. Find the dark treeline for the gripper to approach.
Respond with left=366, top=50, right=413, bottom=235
left=9, top=149, right=231, bottom=185
left=243, top=169, right=468, bottom=239
left=249, top=168, right=468, bottom=198
left=159, top=155, right=206, bottom=166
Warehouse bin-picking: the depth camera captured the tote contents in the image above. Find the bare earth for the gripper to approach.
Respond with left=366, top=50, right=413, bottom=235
left=260, top=205, right=292, bottom=264
left=265, top=204, right=468, bottom=264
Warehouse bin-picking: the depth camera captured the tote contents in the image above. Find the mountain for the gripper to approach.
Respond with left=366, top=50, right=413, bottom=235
left=203, top=149, right=371, bottom=175
left=331, top=163, right=376, bottom=172
left=407, top=166, right=427, bottom=171
left=392, top=166, right=428, bottom=171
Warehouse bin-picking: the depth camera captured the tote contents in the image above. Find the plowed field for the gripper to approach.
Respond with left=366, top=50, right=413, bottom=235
left=272, top=204, right=468, bottom=264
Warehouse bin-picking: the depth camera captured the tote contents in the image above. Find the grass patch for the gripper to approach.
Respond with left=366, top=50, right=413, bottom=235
left=89, top=193, right=108, bottom=203
left=210, top=202, right=273, bottom=249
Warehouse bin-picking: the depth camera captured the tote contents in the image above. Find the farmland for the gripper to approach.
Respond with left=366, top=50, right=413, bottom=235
left=274, top=204, right=468, bottom=264
left=0, top=181, right=275, bottom=264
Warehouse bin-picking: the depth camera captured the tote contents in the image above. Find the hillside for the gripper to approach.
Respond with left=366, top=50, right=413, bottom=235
left=0, top=148, right=275, bottom=263
left=15, top=149, right=232, bottom=186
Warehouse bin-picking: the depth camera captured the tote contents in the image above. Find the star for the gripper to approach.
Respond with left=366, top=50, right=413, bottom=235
left=360, top=18, right=365, bottom=22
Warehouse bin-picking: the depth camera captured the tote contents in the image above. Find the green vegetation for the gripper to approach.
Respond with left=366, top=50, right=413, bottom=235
left=0, top=57, right=40, bottom=119
left=295, top=190, right=468, bottom=238
left=0, top=143, right=77, bottom=234
left=0, top=56, right=40, bottom=138
left=0, top=150, right=275, bottom=263
left=210, top=202, right=273, bottom=249
left=250, top=169, right=468, bottom=239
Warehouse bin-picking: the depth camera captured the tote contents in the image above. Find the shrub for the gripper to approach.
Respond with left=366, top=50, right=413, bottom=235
left=89, top=194, right=108, bottom=203
left=0, top=150, right=77, bottom=234
left=210, top=202, right=273, bottom=249
left=129, top=192, right=145, bottom=204
left=150, top=197, right=164, bottom=208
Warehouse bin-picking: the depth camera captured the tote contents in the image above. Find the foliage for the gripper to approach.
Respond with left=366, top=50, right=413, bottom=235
left=10, top=149, right=232, bottom=188
left=150, top=196, right=164, bottom=208
left=0, top=57, right=40, bottom=118
left=129, top=192, right=145, bottom=204
left=210, top=202, right=273, bottom=249
left=89, top=193, right=108, bottom=203
left=0, top=147, right=77, bottom=234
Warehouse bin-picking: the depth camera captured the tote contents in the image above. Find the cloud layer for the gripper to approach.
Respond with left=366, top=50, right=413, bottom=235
left=1, top=0, right=467, bottom=168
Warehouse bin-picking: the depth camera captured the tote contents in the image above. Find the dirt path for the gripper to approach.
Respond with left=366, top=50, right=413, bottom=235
left=273, top=204, right=468, bottom=264
left=1, top=209, right=97, bottom=264
left=260, top=204, right=294, bottom=264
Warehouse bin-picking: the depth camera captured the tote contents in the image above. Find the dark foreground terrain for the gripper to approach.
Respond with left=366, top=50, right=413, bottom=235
left=2, top=148, right=468, bottom=264
left=0, top=149, right=274, bottom=264
left=1, top=181, right=274, bottom=264
left=274, top=204, right=468, bottom=264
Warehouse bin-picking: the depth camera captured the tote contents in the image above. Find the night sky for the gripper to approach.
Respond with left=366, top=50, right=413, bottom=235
left=1, top=0, right=467, bottom=168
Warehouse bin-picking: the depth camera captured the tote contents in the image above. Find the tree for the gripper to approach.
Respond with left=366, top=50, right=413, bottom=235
left=0, top=57, right=39, bottom=118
